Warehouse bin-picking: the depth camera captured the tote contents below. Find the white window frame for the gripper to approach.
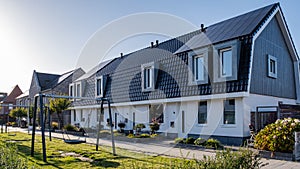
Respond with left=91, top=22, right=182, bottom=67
left=75, top=82, right=82, bottom=97
left=223, top=99, right=236, bottom=125
left=220, top=48, right=233, bottom=78
left=144, top=67, right=152, bottom=89
left=188, top=47, right=209, bottom=85
left=95, top=76, right=103, bottom=98
left=194, top=55, right=205, bottom=81
left=141, top=62, right=157, bottom=92
left=213, top=40, right=239, bottom=82
left=267, top=54, right=278, bottom=78
left=69, top=83, right=75, bottom=100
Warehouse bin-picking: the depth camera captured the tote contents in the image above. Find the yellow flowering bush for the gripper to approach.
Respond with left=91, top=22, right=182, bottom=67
left=254, top=118, right=300, bottom=152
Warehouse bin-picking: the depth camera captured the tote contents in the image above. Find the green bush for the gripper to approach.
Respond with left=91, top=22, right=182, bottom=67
left=63, top=124, right=78, bottom=131
left=0, top=142, right=28, bottom=169
left=194, top=137, right=206, bottom=146
left=134, top=123, right=146, bottom=130
left=174, top=138, right=185, bottom=144
left=184, top=137, right=196, bottom=144
left=149, top=122, right=160, bottom=133
left=254, top=118, right=300, bottom=153
left=205, top=138, right=222, bottom=148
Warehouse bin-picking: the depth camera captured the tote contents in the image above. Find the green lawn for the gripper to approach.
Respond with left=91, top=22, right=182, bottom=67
left=0, top=132, right=195, bottom=168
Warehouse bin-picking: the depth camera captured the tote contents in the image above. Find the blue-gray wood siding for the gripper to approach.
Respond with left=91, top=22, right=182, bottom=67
left=250, top=17, right=296, bottom=99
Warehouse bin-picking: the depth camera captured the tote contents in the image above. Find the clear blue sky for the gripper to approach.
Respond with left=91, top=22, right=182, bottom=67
left=0, top=0, right=299, bottom=93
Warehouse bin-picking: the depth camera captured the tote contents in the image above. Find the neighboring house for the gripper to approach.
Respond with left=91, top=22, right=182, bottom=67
left=70, top=3, right=300, bottom=145
left=29, top=68, right=85, bottom=126
left=16, top=90, right=29, bottom=106
left=0, top=85, right=23, bottom=123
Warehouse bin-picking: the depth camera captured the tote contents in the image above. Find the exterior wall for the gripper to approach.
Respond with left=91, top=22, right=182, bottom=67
left=250, top=17, right=296, bottom=99
left=29, top=71, right=41, bottom=100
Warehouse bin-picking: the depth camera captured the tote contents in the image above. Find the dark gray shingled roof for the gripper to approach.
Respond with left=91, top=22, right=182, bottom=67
left=73, top=3, right=279, bottom=106
left=36, top=72, right=60, bottom=91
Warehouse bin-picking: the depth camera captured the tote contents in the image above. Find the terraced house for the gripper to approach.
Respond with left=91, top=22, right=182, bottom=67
left=69, top=3, right=300, bottom=145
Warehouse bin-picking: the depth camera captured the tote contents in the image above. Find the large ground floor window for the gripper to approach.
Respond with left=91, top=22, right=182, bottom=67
left=149, top=104, right=164, bottom=123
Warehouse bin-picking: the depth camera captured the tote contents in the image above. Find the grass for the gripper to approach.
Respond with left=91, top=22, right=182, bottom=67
left=0, top=132, right=196, bottom=168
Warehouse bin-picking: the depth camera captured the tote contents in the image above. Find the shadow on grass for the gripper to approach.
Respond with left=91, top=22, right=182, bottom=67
left=91, top=158, right=120, bottom=168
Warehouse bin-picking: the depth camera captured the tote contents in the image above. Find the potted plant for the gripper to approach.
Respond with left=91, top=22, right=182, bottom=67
left=117, top=122, right=126, bottom=133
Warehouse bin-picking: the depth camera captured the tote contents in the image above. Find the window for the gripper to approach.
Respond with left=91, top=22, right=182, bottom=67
left=267, top=55, right=277, bottom=78
left=198, top=101, right=207, bottom=124
left=220, top=48, right=233, bottom=77
left=95, top=77, right=103, bottom=97
left=73, top=110, right=76, bottom=121
left=213, top=40, right=239, bottom=82
left=194, top=55, right=205, bottom=81
left=76, top=83, right=81, bottom=97
left=149, top=104, right=164, bottom=123
left=188, top=48, right=209, bottom=85
left=223, top=99, right=235, bottom=124
left=144, top=67, right=152, bottom=89
left=141, top=62, right=158, bottom=92
left=69, top=84, right=74, bottom=97
left=80, top=110, right=85, bottom=122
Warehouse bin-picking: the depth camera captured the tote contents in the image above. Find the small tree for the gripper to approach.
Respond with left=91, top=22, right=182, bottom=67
left=49, top=98, right=71, bottom=129
left=134, top=123, right=145, bottom=134
left=118, top=122, right=126, bottom=133
left=9, top=108, right=27, bottom=127
left=149, top=122, right=160, bottom=134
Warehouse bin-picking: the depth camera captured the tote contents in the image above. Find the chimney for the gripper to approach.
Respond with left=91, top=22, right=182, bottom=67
left=156, top=40, right=159, bottom=47
left=151, top=42, right=154, bottom=48
left=120, top=53, right=123, bottom=57
left=201, top=24, right=206, bottom=32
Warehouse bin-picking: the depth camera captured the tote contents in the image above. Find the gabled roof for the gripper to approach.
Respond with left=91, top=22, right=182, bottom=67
left=36, top=72, right=60, bottom=91
left=1, top=85, right=23, bottom=103
left=175, top=3, right=278, bottom=53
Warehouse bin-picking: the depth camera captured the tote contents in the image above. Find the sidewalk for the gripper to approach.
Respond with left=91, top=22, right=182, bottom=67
left=6, top=127, right=300, bottom=169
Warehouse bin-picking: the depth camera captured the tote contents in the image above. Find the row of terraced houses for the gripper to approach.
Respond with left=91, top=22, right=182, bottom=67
left=15, top=3, right=300, bottom=145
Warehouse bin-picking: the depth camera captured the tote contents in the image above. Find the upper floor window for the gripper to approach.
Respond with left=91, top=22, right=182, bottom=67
left=69, top=84, right=74, bottom=97
left=213, top=40, right=239, bottom=82
left=198, top=101, right=207, bottom=124
left=76, top=82, right=81, bottom=97
left=223, top=99, right=235, bottom=124
left=220, top=48, right=233, bottom=77
left=95, top=76, right=103, bottom=97
left=141, top=62, right=158, bottom=92
left=267, top=55, right=277, bottom=78
left=188, top=48, right=209, bottom=85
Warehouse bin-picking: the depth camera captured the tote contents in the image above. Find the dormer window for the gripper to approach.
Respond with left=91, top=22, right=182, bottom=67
left=213, top=40, right=239, bottom=82
left=95, top=76, right=104, bottom=98
left=267, top=54, right=277, bottom=78
left=188, top=48, right=209, bottom=85
left=75, top=82, right=82, bottom=97
left=141, top=62, right=158, bottom=92
left=220, top=48, right=233, bottom=77
left=69, top=83, right=74, bottom=97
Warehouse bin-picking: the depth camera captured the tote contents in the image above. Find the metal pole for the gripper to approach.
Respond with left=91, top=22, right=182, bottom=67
left=108, top=100, right=116, bottom=156
left=48, top=106, right=52, bottom=141
left=27, top=99, right=30, bottom=134
left=31, top=96, right=38, bottom=157
left=96, top=100, right=102, bottom=151
left=39, top=94, right=47, bottom=162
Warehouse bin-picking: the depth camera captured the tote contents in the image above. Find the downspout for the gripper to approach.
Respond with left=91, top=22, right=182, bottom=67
left=294, top=61, right=300, bottom=104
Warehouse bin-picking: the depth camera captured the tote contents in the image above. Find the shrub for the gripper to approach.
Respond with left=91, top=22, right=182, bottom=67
left=117, top=122, right=126, bottom=129
left=184, top=137, right=196, bottom=144
left=52, top=122, right=59, bottom=130
left=149, top=122, right=160, bottom=134
left=63, top=124, right=78, bottom=131
left=139, top=134, right=150, bottom=138
left=174, top=138, right=185, bottom=144
left=254, top=118, right=300, bottom=153
left=205, top=138, right=222, bottom=148
left=194, top=137, right=206, bottom=146
left=127, top=133, right=134, bottom=138
left=0, top=142, right=28, bottom=169
left=134, top=123, right=146, bottom=130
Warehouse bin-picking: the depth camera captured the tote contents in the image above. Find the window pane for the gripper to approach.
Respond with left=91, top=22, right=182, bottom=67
left=144, top=67, right=152, bottom=89
left=221, top=49, right=232, bottom=77
left=96, top=79, right=101, bottom=96
left=198, top=101, right=207, bottom=124
left=70, top=86, right=73, bottom=96
left=76, top=84, right=81, bottom=97
left=149, top=104, right=164, bottom=123
left=223, top=99, right=235, bottom=124
left=194, top=56, right=204, bottom=81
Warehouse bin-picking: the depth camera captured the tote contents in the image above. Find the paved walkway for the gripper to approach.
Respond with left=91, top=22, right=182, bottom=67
left=6, top=127, right=300, bottom=169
